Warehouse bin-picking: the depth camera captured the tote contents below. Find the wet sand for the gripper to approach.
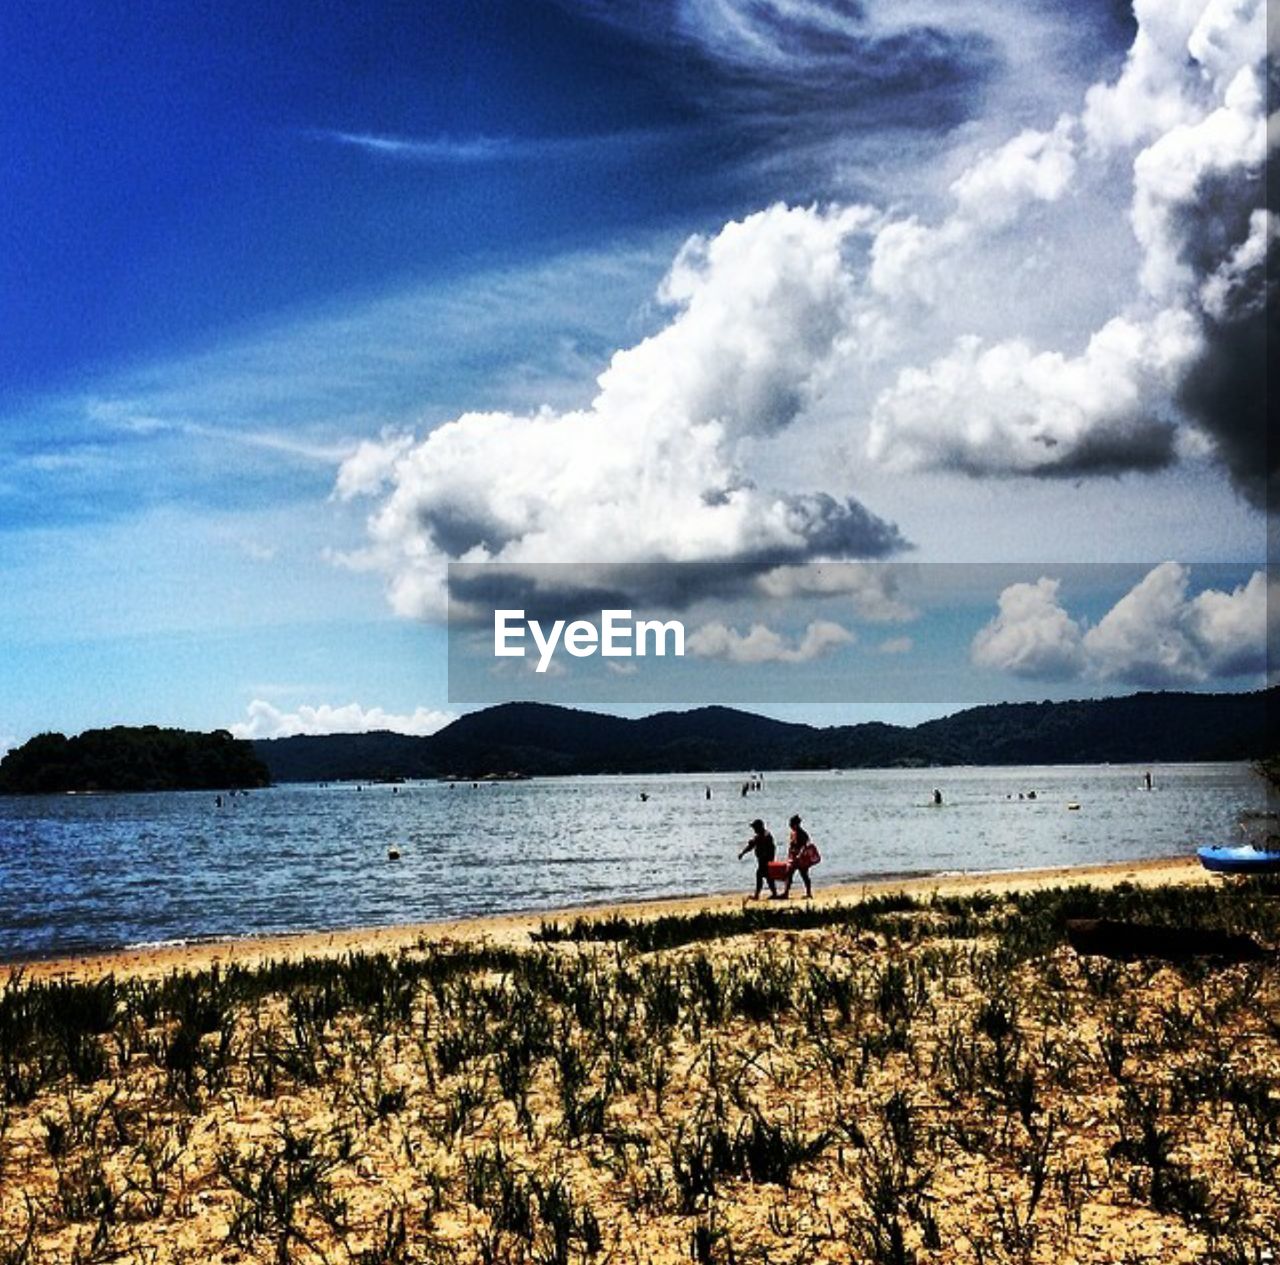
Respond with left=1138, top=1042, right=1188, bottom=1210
left=3, top=854, right=1208, bottom=983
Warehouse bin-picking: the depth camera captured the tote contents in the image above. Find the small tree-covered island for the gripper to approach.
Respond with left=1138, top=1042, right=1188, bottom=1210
left=0, top=726, right=270, bottom=794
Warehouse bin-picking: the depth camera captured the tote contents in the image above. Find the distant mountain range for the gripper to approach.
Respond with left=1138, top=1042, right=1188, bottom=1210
left=254, top=688, right=1277, bottom=782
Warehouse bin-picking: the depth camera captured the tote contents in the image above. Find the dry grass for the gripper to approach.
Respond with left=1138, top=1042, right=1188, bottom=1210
left=2, top=880, right=1278, bottom=1264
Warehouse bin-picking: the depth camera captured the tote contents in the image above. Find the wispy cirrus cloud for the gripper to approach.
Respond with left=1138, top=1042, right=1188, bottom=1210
left=99, top=412, right=357, bottom=465
left=566, top=0, right=1121, bottom=169
left=310, top=128, right=668, bottom=165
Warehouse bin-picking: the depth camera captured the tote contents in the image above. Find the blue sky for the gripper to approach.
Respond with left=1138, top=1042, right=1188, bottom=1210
left=0, top=0, right=1272, bottom=747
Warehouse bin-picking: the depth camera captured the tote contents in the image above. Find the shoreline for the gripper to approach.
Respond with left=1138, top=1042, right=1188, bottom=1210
left=3, top=853, right=1210, bottom=983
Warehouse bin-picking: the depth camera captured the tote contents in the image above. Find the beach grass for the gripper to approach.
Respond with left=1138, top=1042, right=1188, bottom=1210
left=2, top=875, right=1278, bottom=1263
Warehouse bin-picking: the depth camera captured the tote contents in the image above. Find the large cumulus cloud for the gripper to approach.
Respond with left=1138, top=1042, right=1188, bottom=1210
left=865, top=0, right=1273, bottom=503
left=338, top=0, right=1272, bottom=634
left=337, top=205, right=907, bottom=620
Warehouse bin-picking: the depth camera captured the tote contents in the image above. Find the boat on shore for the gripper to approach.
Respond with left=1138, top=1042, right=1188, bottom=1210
left=1197, top=844, right=1280, bottom=875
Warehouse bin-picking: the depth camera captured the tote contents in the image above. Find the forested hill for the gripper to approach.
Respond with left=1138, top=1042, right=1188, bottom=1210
left=0, top=727, right=270, bottom=794
left=254, top=688, right=1276, bottom=782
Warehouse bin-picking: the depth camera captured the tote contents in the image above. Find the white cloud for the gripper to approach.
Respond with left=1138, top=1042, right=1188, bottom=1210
left=754, top=562, right=917, bottom=622
left=867, top=310, right=1199, bottom=476
left=326, top=0, right=1269, bottom=642
left=687, top=618, right=854, bottom=663
left=238, top=540, right=278, bottom=563
left=949, top=115, right=1078, bottom=229
left=971, top=577, right=1086, bottom=679
left=1130, top=65, right=1268, bottom=300
left=973, top=563, right=1270, bottom=686
left=334, top=432, right=415, bottom=500
left=230, top=700, right=456, bottom=740
left=1082, top=0, right=1264, bottom=154
left=868, top=115, right=1077, bottom=308
left=1185, top=567, right=1271, bottom=676
left=863, top=0, right=1272, bottom=500
left=336, top=204, right=903, bottom=621
left=866, top=215, right=950, bottom=308
left=597, top=203, right=871, bottom=438
left=1080, top=562, right=1206, bottom=684
left=1081, top=0, right=1213, bottom=152
left=877, top=636, right=913, bottom=655
left=1083, top=561, right=1269, bottom=685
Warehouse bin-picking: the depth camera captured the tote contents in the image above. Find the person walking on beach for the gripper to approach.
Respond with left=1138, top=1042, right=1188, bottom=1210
left=784, top=814, right=818, bottom=899
left=739, top=818, right=779, bottom=899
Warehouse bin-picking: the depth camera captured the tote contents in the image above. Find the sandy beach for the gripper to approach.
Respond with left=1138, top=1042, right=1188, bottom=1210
left=3, top=854, right=1210, bottom=983
left=4, top=852, right=1275, bottom=1265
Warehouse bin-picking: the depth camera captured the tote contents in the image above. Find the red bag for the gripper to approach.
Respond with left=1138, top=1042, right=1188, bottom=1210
left=798, top=842, right=821, bottom=869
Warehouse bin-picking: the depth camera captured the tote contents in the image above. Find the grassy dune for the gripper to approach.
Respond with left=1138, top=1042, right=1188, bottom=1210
left=2, top=879, right=1278, bottom=1263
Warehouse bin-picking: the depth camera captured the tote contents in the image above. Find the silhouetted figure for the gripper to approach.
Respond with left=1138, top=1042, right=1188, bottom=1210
left=739, top=819, right=779, bottom=900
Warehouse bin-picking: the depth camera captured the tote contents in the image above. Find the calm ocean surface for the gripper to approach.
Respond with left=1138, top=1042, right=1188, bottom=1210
left=0, top=763, right=1272, bottom=961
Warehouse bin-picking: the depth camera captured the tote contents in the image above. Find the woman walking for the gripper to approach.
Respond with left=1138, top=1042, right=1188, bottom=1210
left=784, top=814, right=820, bottom=899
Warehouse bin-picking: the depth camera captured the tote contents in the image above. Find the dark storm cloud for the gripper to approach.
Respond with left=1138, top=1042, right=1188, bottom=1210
left=1177, top=293, right=1275, bottom=511
left=1171, top=167, right=1276, bottom=512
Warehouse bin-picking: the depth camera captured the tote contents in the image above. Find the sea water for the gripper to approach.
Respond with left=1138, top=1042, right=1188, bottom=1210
left=0, top=762, right=1271, bottom=960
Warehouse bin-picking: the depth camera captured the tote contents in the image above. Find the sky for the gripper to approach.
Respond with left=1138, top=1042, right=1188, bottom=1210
left=0, top=0, right=1273, bottom=748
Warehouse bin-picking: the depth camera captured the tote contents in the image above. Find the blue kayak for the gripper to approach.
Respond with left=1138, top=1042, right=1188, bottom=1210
left=1197, top=845, right=1280, bottom=875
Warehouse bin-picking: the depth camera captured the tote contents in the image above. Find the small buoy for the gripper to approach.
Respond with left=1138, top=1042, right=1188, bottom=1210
left=387, top=848, right=401, bottom=861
